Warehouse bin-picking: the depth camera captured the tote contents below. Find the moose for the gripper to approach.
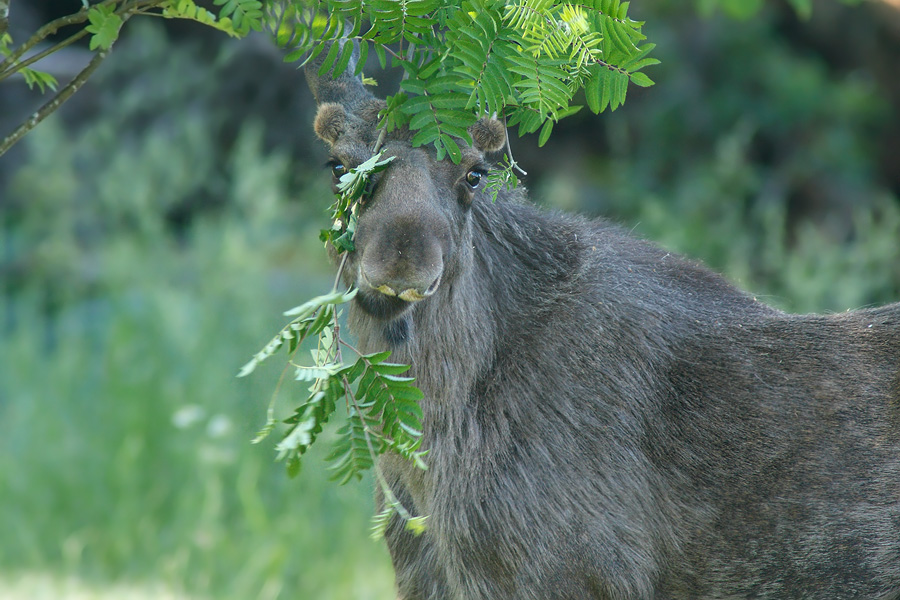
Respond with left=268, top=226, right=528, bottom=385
left=304, top=53, right=900, bottom=600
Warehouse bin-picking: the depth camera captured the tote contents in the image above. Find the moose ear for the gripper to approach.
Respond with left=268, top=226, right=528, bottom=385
left=314, top=103, right=347, bottom=145
left=304, top=40, right=373, bottom=110
left=469, top=118, right=506, bottom=153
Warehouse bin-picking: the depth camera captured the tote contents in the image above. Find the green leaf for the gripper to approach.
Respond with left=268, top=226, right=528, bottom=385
left=318, top=39, right=343, bottom=77
left=442, top=134, right=462, bottom=163
left=406, top=515, right=429, bottom=535
left=283, top=289, right=357, bottom=318
left=629, top=71, right=654, bottom=88
left=354, top=39, right=369, bottom=75
left=333, top=40, right=356, bottom=78
left=339, top=358, right=368, bottom=384
left=21, top=69, right=59, bottom=93
left=326, top=411, right=377, bottom=484
left=214, top=0, right=263, bottom=35
left=286, top=455, right=302, bottom=478
left=370, top=504, right=395, bottom=540
left=251, top=408, right=277, bottom=444
left=371, top=362, right=412, bottom=376
left=294, top=364, right=342, bottom=382
left=85, top=5, right=122, bottom=51
left=162, top=0, right=242, bottom=37
left=363, top=350, right=393, bottom=364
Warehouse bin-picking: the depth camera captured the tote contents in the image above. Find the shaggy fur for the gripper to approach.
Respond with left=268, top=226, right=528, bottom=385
left=305, top=50, right=900, bottom=600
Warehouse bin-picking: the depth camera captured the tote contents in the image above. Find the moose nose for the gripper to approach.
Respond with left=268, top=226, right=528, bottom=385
left=355, top=199, right=449, bottom=304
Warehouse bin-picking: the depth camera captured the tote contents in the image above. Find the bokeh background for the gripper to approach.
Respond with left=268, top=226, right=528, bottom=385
left=1, top=0, right=899, bottom=598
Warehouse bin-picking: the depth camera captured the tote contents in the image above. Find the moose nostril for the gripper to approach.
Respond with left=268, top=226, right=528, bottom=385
left=425, top=275, right=441, bottom=295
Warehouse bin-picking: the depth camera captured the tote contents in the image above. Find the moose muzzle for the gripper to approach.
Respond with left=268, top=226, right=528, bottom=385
left=357, top=208, right=447, bottom=305
left=359, top=254, right=443, bottom=303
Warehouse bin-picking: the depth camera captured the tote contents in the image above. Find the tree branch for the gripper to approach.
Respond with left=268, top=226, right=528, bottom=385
left=0, top=0, right=169, bottom=156
left=0, top=48, right=109, bottom=158
left=0, top=0, right=160, bottom=76
left=502, top=116, right=527, bottom=176
left=0, top=0, right=109, bottom=72
left=0, top=27, right=89, bottom=81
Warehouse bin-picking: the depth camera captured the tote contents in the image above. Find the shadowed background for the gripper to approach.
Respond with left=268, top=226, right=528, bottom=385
left=1, top=0, right=899, bottom=598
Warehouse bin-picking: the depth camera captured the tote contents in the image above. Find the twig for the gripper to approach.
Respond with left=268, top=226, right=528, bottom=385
left=0, top=0, right=111, bottom=72
left=0, top=0, right=166, bottom=157
left=0, top=48, right=109, bottom=158
left=502, top=116, right=528, bottom=176
left=0, top=28, right=89, bottom=80
left=0, top=0, right=163, bottom=76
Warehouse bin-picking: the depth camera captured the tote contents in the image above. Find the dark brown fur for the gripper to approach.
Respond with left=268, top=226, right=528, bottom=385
left=305, top=50, right=900, bottom=600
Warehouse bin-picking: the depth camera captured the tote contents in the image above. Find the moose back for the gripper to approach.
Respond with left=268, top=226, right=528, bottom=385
left=304, top=59, right=900, bottom=599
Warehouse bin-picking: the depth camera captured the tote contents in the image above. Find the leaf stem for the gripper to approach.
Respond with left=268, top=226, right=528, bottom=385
left=502, top=116, right=527, bottom=176
left=0, top=0, right=120, bottom=73
left=331, top=252, right=350, bottom=293
left=337, top=337, right=364, bottom=358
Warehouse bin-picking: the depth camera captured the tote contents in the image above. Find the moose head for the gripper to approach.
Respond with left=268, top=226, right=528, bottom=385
left=306, top=45, right=506, bottom=324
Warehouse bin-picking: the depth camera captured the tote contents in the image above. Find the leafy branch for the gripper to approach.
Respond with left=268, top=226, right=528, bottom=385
left=267, top=0, right=658, bottom=163
left=258, top=0, right=658, bottom=198
left=239, top=152, right=429, bottom=537
left=0, top=0, right=262, bottom=158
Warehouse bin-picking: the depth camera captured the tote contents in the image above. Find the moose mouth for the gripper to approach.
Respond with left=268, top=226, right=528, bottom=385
left=355, top=270, right=441, bottom=320
left=371, top=275, right=441, bottom=302
left=354, top=289, right=412, bottom=320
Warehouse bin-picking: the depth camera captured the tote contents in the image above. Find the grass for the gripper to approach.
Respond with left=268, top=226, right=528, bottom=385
left=0, top=573, right=197, bottom=600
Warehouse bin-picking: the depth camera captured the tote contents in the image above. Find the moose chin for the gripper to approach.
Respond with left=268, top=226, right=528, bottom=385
left=304, top=47, right=900, bottom=600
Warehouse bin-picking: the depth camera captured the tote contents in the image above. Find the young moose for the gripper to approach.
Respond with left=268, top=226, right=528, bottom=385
left=305, top=58, right=900, bottom=599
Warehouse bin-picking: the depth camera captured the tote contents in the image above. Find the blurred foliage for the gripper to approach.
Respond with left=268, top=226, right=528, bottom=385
left=534, top=1, right=900, bottom=313
left=0, top=24, right=394, bottom=599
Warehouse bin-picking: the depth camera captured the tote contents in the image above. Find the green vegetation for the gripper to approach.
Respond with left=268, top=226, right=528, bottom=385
left=534, top=3, right=900, bottom=313
left=1, top=1, right=899, bottom=597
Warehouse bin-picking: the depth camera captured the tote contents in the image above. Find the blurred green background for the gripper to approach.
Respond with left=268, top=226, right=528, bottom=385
left=1, top=1, right=899, bottom=598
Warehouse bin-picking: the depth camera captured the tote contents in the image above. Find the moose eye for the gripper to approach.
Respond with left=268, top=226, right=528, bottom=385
left=465, top=169, right=485, bottom=188
left=330, top=162, right=347, bottom=179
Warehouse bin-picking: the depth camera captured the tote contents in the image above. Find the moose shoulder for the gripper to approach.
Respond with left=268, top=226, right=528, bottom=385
left=305, top=58, right=900, bottom=599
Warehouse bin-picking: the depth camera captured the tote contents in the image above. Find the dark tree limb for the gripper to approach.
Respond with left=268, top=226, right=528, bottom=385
left=0, top=48, right=109, bottom=158
left=0, top=28, right=90, bottom=80
left=0, top=1, right=110, bottom=72
left=0, top=0, right=170, bottom=157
